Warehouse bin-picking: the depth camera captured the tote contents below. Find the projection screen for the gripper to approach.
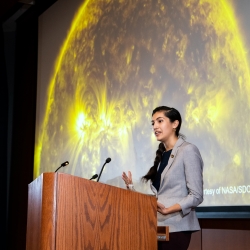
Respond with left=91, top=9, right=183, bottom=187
left=35, top=0, right=250, bottom=209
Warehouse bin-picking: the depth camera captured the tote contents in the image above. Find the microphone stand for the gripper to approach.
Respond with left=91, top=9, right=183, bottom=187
left=96, top=162, right=107, bottom=182
left=96, top=158, right=111, bottom=182
left=55, top=166, right=63, bottom=173
left=55, top=161, right=69, bottom=172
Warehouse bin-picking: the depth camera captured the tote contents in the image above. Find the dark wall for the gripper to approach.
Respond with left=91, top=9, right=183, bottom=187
left=1, top=1, right=57, bottom=250
left=7, top=7, right=38, bottom=250
left=0, top=2, right=20, bottom=249
left=0, top=20, right=9, bottom=250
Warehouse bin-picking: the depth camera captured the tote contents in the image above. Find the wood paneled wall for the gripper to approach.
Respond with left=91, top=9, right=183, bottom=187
left=189, top=219, right=250, bottom=250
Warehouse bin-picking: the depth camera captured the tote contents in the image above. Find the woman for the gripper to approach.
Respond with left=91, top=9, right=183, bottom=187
left=122, top=106, right=203, bottom=250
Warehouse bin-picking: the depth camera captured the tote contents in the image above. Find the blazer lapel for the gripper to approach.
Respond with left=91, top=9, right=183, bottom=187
left=159, top=138, right=185, bottom=188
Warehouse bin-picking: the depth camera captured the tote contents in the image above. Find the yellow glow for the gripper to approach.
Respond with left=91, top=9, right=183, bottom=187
left=233, top=154, right=241, bottom=166
left=34, top=0, right=93, bottom=176
left=34, top=0, right=250, bottom=208
left=185, top=0, right=250, bottom=139
left=75, top=112, right=89, bottom=139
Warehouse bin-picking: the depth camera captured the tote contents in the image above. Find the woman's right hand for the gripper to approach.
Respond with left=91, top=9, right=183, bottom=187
left=122, top=171, right=133, bottom=187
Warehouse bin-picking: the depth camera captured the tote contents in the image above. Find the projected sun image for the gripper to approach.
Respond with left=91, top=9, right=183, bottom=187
left=35, top=0, right=250, bottom=205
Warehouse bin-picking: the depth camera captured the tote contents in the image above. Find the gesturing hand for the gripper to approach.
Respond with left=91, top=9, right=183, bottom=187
left=122, top=171, right=133, bottom=187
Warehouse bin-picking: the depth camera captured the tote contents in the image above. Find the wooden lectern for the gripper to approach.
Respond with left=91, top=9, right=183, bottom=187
left=26, top=173, right=158, bottom=250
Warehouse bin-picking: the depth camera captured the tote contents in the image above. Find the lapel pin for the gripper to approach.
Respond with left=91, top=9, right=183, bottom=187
left=171, top=154, right=174, bottom=158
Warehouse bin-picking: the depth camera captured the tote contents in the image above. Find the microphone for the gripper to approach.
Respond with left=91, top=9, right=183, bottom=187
left=96, top=157, right=111, bottom=182
left=89, top=174, right=98, bottom=180
left=55, top=161, right=69, bottom=172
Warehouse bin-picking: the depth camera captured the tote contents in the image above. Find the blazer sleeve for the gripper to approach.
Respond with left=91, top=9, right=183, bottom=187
left=177, top=143, right=204, bottom=216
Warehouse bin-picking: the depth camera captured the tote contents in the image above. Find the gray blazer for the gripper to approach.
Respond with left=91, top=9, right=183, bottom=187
left=151, top=137, right=203, bottom=232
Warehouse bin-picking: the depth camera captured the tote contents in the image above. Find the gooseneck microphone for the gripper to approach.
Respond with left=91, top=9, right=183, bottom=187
left=96, top=157, right=111, bottom=182
left=55, top=161, right=69, bottom=172
left=89, top=174, right=98, bottom=180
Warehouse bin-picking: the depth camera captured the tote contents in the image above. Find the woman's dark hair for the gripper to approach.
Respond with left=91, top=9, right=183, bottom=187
left=141, top=106, right=184, bottom=182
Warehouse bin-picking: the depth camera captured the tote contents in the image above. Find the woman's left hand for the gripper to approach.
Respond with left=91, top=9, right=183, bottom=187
left=157, top=201, right=169, bottom=215
left=157, top=202, right=182, bottom=215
